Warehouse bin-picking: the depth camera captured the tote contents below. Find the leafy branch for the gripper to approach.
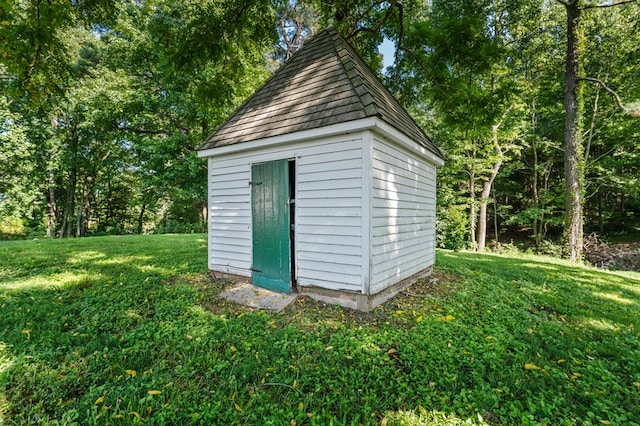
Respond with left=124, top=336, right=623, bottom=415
left=579, top=0, right=639, bottom=10
left=346, top=0, right=403, bottom=41
left=555, top=0, right=639, bottom=8
left=579, top=76, right=640, bottom=117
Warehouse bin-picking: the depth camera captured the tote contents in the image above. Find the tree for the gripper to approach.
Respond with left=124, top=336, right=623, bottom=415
left=580, top=4, right=640, bottom=234
left=556, top=0, right=640, bottom=261
left=2, top=0, right=639, bottom=243
left=510, top=4, right=566, bottom=248
left=0, top=96, right=37, bottom=237
left=274, top=0, right=319, bottom=61
left=0, top=0, right=118, bottom=101
left=1, top=0, right=282, bottom=237
left=389, top=0, right=530, bottom=251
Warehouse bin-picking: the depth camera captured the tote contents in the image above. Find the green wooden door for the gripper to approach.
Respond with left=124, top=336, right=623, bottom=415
left=251, top=159, right=291, bottom=293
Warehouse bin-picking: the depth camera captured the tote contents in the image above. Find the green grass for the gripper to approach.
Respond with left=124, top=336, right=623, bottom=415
left=1, top=234, right=639, bottom=425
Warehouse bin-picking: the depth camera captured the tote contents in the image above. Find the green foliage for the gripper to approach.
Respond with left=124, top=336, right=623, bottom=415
left=1, top=235, right=639, bottom=424
left=391, top=0, right=535, bottom=250
left=1, top=0, right=279, bottom=239
left=0, top=216, right=26, bottom=239
left=1, top=0, right=639, bottom=246
left=0, top=0, right=118, bottom=100
left=579, top=4, right=640, bottom=235
left=0, top=96, right=37, bottom=222
left=436, top=203, right=469, bottom=250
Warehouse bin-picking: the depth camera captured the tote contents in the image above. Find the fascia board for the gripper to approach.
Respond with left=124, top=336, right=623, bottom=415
left=372, top=119, right=445, bottom=167
left=197, top=117, right=378, bottom=158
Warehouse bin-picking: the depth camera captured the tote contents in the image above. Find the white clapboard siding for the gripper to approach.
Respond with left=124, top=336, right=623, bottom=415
left=370, top=138, right=436, bottom=293
left=296, top=140, right=363, bottom=292
left=207, top=157, right=252, bottom=276
left=207, top=136, right=364, bottom=291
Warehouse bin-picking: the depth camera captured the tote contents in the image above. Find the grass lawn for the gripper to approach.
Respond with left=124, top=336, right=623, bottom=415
left=1, top=234, right=639, bottom=425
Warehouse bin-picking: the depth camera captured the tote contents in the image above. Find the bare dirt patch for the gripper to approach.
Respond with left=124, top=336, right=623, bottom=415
left=189, top=268, right=464, bottom=325
left=402, top=269, right=462, bottom=298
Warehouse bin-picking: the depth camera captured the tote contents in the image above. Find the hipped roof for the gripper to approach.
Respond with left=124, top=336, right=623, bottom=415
left=199, top=27, right=443, bottom=159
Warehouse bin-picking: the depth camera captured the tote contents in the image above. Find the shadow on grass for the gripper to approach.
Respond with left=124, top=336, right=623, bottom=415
left=436, top=250, right=640, bottom=317
left=435, top=250, right=640, bottom=416
left=1, top=239, right=639, bottom=425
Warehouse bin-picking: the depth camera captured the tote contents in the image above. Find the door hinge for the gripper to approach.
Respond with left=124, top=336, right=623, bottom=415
left=249, top=181, right=262, bottom=186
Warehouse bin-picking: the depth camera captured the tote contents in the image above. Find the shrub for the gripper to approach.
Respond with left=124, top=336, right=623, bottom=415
left=436, top=204, right=469, bottom=250
left=0, top=215, right=26, bottom=239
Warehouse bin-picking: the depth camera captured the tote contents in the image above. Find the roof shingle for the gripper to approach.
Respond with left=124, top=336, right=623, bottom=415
left=199, top=27, right=443, bottom=159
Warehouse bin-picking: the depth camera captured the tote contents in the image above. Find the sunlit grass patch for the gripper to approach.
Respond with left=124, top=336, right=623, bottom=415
left=0, top=341, right=12, bottom=424
left=618, top=282, right=640, bottom=297
left=94, top=255, right=154, bottom=266
left=578, top=317, right=623, bottom=332
left=593, top=290, right=636, bottom=306
left=385, top=408, right=489, bottom=425
left=65, top=250, right=106, bottom=264
left=0, top=341, right=12, bottom=375
left=0, top=272, right=99, bottom=291
left=0, top=393, right=7, bottom=425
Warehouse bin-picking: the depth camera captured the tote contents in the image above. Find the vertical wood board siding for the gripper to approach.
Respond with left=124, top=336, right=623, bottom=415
left=370, top=138, right=436, bottom=293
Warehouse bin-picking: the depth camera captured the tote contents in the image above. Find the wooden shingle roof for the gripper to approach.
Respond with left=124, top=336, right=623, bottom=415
left=199, top=27, right=443, bottom=159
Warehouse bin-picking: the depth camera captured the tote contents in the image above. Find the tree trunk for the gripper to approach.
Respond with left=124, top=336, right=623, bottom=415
left=59, top=123, right=79, bottom=238
left=493, top=189, right=499, bottom=245
left=137, top=203, right=146, bottom=234
left=201, top=200, right=208, bottom=224
left=76, top=203, right=82, bottom=237
left=477, top=183, right=490, bottom=251
left=530, top=100, right=540, bottom=246
left=80, top=201, right=90, bottom=237
left=477, top=160, right=502, bottom=251
left=46, top=168, right=57, bottom=238
left=532, top=138, right=540, bottom=245
left=80, top=177, right=94, bottom=237
left=477, top=105, right=510, bottom=252
left=61, top=161, right=77, bottom=238
left=540, top=169, right=551, bottom=242
left=469, top=171, right=477, bottom=248
left=562, top=0, right=584, bottom=262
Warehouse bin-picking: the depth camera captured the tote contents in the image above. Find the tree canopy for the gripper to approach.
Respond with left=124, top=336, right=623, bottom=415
left=1, top=0, right=639, bottom=260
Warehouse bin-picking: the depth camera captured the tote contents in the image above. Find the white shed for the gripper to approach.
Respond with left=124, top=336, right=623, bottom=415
left=197, top=28, right=445, bottom=311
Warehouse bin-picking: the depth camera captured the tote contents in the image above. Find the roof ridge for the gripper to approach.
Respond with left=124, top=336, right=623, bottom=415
left=329, top=29, right=380, bottom=118
left=327, top=29, right=441, bottom=155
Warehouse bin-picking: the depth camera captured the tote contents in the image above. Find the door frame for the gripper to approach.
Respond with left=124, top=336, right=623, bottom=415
left=250, top=158, right=296, bottom=293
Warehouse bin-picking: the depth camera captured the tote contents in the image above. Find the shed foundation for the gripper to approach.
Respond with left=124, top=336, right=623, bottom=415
left=298, top=266, right=433, bottom=312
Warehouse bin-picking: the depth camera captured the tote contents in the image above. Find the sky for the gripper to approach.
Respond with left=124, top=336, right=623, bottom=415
left=379, top=37, right=396, bottom=71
